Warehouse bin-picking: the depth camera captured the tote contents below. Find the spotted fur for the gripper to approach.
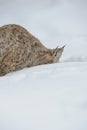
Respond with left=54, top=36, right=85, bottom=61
left=0, top=24, right=65, bottom=76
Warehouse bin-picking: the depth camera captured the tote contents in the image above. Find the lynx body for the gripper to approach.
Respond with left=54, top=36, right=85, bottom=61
left=0, top=24, right=65, bottom=76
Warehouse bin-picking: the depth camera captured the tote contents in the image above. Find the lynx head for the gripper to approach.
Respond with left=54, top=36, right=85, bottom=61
left=53, top=45, right=65, bottom=63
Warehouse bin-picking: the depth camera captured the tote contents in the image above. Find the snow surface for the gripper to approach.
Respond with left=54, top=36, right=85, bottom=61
left=0, top=0, right=87, bottom=130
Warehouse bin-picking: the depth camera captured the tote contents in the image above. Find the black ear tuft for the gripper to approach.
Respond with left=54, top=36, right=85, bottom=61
left=62, top=45, right=66, bottom=48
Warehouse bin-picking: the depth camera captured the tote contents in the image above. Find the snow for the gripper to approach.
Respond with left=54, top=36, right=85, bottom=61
left=0, top=0, right=87, bottom=130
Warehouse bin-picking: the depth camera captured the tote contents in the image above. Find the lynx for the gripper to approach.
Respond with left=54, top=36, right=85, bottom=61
left=0, top=24, right=65, bottom=76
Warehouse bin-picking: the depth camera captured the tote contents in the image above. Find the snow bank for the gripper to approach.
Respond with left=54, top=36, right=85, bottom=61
left=0, top=62, right=87, bottom=130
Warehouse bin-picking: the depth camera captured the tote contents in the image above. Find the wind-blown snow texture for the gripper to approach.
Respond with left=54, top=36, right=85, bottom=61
left=0, top=0, right=87, bottom=130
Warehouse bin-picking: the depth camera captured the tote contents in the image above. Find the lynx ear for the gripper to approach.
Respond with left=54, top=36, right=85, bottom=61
left=53, top=46, right=58, bottom=56
left=53, top=45, right=66, bottom=57
left=53, top=45, right=65, bottom=63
